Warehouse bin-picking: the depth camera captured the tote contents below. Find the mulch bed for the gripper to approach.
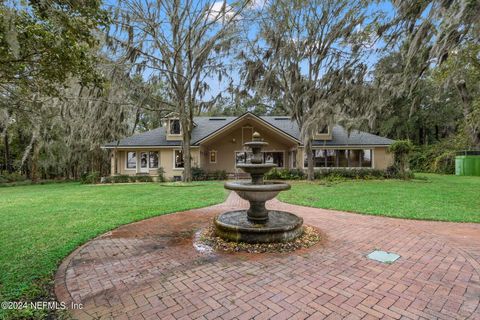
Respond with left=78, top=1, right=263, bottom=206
left=197, top=225, right=322, bottom=253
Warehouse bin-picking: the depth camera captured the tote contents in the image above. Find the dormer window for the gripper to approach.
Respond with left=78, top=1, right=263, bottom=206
left=318, top=125, right=329, bottom=134
left=169, top=119, right=181, bottom=135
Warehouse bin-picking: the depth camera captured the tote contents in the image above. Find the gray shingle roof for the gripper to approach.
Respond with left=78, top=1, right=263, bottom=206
left=312, top=126, right=394, bottom=146
left=103, top=113, right=393, bottom=147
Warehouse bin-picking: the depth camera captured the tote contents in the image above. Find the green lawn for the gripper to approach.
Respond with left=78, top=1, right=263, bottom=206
left=0, top=182, right=227, bottom=316
left=279, top=173, right=480, bottom=223
left=1, top=175, right=479, bottom=318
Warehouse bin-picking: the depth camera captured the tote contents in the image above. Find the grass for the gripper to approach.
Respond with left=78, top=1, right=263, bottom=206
left=1, top=174, right=479, bottom=318
left=278, top=173, right=480, bottom=223
left=0, top=182, right=227, bottom=318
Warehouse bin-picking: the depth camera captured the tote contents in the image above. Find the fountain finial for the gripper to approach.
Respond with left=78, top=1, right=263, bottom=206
left=252, top=131, right=262, bottom=141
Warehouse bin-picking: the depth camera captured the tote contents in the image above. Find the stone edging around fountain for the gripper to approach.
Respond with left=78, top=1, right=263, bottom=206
left=214, top=210, right=304, bottom=243
left=196, top=224, right=322, bottom=254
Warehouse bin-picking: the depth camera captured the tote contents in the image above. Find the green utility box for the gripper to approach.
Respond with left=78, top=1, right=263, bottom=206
left=455, top=151, right=480, bottom=176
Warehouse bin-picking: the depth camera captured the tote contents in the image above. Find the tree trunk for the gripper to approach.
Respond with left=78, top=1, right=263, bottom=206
left=19, top=131, right=37, bottom=173
left=306, top=140, right=314, bottom=181
left=31, top=140, right=40, bottom=182
left=4, top=129, right=12, bottom=173
left=132, top=107, right=141, bottom=134
left=182, top=135, right=192, bottom=182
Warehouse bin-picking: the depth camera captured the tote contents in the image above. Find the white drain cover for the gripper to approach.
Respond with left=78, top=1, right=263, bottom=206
left=367, top=250, right=400, bottom=263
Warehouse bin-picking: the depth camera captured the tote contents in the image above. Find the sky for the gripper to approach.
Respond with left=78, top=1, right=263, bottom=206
left=103, top=0, right=398, bottom=102
left=202, top=1, right=397, bottom=101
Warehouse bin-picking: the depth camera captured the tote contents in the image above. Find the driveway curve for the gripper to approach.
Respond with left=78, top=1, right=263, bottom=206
left=55, top=193, right=480, bottom=320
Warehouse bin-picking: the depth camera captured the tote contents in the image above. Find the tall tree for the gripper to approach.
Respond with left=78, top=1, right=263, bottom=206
left=433, top=43, right=480, bottom=147
left=372, top=51, right=462, bottom=144
left=242, top=0, right=377, bottom=179
left=1, top=56, right=140, bottom=180
left=109, top=0, right=250, bottom=181
left=378, top=0, right=480, bottom=147
left=0, top=0, right=107, bottom=96
left=0, top=0, right=108, bottom=176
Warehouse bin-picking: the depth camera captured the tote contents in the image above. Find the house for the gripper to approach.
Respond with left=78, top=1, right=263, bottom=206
left=103, top=112, right=394, bottom=180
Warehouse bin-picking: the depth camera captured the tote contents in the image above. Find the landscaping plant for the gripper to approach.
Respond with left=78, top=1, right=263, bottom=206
left=388, top=140, right=414, bottom=179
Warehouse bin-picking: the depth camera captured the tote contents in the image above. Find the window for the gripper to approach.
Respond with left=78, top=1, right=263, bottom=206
left=235, top=152, right=251, bottom=165
left=149, top=152, right=159, bottom=168
left=264, top=152, right=284, bottom=167
left=337, top=150, right=348, bottom=167
left=304, top=150, right=326, bottom=168
left=169, top=119, right=181, bottom=135
left=174, top=150, right=184, bottom=168
left=361, top=149, right=372, bottom=168
left=325, top=149, right=336, bottom=167
left=140, top=152, right=148, bottom=169
left=348, top=150, right=361, bottom=167
left=126, top=152, right=136, bottom=169
left=304, top=149, right=373, bottom=168
left=236, top=151, right=284, bottom=167
left=318, top=126, right=329, bottom=134
left=209, top=151, right=217, bottom=163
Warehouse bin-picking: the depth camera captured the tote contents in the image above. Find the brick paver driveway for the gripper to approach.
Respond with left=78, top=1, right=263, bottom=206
left=55, top=193, right=480, bottom=320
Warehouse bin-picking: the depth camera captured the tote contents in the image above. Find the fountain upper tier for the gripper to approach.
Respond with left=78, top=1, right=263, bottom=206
left=224, top=131, right=291, bottom=221
left=236, top=163, right=276, bottom=175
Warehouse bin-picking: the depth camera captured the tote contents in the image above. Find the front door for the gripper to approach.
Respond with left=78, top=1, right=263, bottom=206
left=140, top=152, right=149, bottom=173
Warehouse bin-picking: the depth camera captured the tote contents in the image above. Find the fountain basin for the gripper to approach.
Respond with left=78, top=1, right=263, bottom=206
left=224, top=181, right=290, bottom=202
left=214, top=210, right=304, bottom=243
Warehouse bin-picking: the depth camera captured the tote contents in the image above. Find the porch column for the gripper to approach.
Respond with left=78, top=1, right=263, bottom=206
left=136, top=151, right=141, bottom=174
left=110, top=150, right=116, bottom=176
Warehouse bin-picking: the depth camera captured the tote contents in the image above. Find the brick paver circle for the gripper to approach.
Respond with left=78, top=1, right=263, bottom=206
left=55, top=193, right=480, bottom=320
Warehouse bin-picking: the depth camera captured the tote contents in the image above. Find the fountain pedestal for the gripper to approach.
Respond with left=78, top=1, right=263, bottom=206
left=213, top=132, right=304, bottom=243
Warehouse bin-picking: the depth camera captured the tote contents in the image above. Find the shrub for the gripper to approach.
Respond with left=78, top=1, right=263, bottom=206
left=80, top=171, right=100, bottom=184
left=288, top=169, right=306, bottom=180
left=101, top=176, right=112, bottom=183
left=388, top=140, right=414, bottom=179
left=157, top=167, right=166, bottom=182
left=208, top=170, right=227, bottom=180
left=112, top=175, right=130, bottom=183
left=135, top=175, right=153, bottom=182
left=264, top=168, right=305, bottom=180
left=192, top=167, right=207, bottom=181
left=314, top=168, right=387, bottom=180
left=409, top=136, right=465, bottom=174
left=0, top=172, right=28, bottom=183
left=433, top=151, right=456, bottom=174
left=385, top=165, right=415, bottom=179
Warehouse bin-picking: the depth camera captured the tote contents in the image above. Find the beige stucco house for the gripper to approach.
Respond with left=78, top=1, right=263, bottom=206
left=103, top=112, right=394, bottom=180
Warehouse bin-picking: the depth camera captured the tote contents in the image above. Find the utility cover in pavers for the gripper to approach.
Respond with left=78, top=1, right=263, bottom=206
left=367, top=250, right=400, bottom=263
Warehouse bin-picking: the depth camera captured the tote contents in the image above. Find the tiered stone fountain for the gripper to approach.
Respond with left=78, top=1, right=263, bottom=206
left=214, top=132, right=304, bottom=243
